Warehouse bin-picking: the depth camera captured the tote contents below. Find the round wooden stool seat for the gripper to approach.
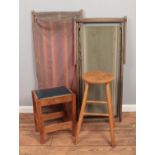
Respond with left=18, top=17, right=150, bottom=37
left=82, top=71, right=114, bottom=84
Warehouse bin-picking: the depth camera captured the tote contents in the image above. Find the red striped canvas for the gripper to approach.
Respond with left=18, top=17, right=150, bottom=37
left=32, top=12, right=82, bottom=93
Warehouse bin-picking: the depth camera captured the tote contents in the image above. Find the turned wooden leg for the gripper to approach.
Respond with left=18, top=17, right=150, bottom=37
left=36, top=104, right=45, bottom=144
left=106, top=83, right=115, bottom=146
left=72, top=94, right=76, bottom=137
left=75, top=83, right=89, bottom=144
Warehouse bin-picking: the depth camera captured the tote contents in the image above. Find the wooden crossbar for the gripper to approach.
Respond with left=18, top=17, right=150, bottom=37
left=87, top=100, right=107, bottom=104
left=76, top=18, right=127, bottom=23
left=83, top=112, right=109, bottom=117
left=42, top=111, right=65, bottom=121
left=44, top=121, right=72, bottom=133
left=39, top=95, right=72, bottom=106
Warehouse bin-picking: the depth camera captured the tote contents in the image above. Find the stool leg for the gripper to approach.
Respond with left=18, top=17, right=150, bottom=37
left=72, top=94, right=76, bottom=137
left=63, top=103, right=70, bottom=121
left=32, top=92, right=39, bottom=131
left=106, top=83, right=115, bottom=146
left=36, top=104, right=45, bottom=144
left=75, top=83, right=89, bottom=144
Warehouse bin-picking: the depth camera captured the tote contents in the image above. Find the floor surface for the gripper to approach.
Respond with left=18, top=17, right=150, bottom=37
left=19, top=112, right=136, bottom=155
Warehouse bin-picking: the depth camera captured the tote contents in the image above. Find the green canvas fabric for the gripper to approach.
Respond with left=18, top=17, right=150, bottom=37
left=79, top=24, right=121, bottom=115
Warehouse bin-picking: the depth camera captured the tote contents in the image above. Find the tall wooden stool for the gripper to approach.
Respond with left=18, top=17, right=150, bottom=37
left=32, top=86, right=76, bottom=144
left=76, top=71, right=115, bottom=146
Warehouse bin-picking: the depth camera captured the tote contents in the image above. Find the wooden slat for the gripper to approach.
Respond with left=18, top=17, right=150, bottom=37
left=44, top=121, right=72, bottom=133
left=76, top=18, right=127, bottom=23
left=32, top=11, right=82, bottom=16
left=83, top=112, right=109, bottom=117
left=38, top=95, right=72, bottom=106
left=87, top=100, right=107, bottom=104
left=42, top=111, right=65, bottom=121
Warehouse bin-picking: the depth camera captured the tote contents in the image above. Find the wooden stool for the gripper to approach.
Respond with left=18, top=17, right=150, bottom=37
left=32, top=86, right=76, bottom=144
left=76, top=71, right=115, bottom=146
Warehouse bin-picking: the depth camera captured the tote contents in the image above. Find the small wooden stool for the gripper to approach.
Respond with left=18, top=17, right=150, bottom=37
left=76, top=71, right=115, bottom=146
left=32, top=86, right=76, bottom=144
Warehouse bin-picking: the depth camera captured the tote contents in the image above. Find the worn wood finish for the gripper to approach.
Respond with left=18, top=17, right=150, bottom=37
left=19, top=112, right=136, bottom=155
left=32, top=89, right=76, bottom=144
left=76, top=71, right=115, bottom=146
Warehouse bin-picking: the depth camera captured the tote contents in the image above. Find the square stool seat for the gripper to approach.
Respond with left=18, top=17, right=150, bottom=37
left=35, top=86, right=72, bottom=99
left=32, top=86, right=76, bottom=144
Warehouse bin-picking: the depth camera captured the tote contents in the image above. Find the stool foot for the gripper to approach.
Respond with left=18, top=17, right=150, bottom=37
left=40, top=134, right=45, bottom=144
left=109, top=116, right=115, bottom=146
left=111, top=142, right=116, bottom=147
left=74, top=136, right=78, bottom=145
left=110, top=128, right=115, bottom=147
left=72, top=136, right=77, bottom=145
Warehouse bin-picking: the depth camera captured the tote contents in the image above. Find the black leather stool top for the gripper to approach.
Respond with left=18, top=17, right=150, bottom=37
left=35, top=86, right=72, bottom=99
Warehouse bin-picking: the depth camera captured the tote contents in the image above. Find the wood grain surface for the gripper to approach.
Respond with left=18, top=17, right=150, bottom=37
left=19, top=112, right=136, bottom=155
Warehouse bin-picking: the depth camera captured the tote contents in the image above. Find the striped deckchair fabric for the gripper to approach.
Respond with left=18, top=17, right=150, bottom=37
left=32, top=11, right=82, bottom=93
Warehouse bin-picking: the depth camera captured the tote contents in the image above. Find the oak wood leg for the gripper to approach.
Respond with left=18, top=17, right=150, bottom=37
left=72, top=94, right=76, bottom=137
left=36, top=104, right=45, bottom=144
left=106, top=83, right=115, bottom=146
left=75, top=83, right=89, bottom=144
left=32, top=92, right=39, bottom=131
left=63, top=103, right=70, bottom=121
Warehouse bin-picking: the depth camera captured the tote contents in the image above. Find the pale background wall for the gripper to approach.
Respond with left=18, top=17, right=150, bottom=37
left=19, top=0, right=136, bottom=106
